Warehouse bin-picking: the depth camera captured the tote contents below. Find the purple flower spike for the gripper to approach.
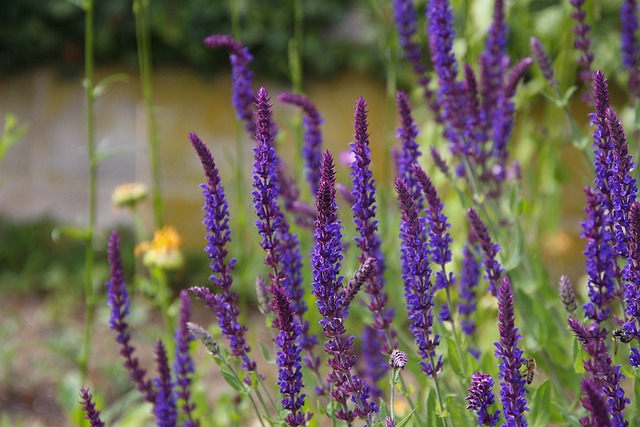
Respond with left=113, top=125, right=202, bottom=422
left=480, top=0, right=507, bottom=136
left=188, top=131, right=256, bottom=372
left=361, top=325, right=388, bottom=399
left=530, top=37, right=558, bottom=89
left=559, top=275, right=578, bottom=314
left=570, top=0, right=595, bottom=99
left=465, top=372, right=501, bottom=426
left=467, top=208, right=504, bottom=296
left=395, top=177, right=442, bottom=378
left=106, top=231, right=156, bottom=403
left=624, top=202, right=640, bottom=365
left=278, top=92, right=324, bottom=197
left=153, top=339, right=178, bottom=427
left=494, top=277, right=528, bottom=426
left=203, top=34, right=255, bottom=135
left=271, top=285, right=311, bottom=426
left=580, top=378, right=613, bottom=427
left=396, top=91, right=424, bottom=211
left=414, top=165, right=454, bottom=292
left=79, top=388, right=105, bottom=427
left=173, top=290, right=199, bottom=427
left=621, top=0, right=640, bottom=99
left=350, top=97, right=396, bottom=353
left=459, top=236, right=481, bottom=336
left=428, top=0, right=464, bottom=151
left=569, top=318, right=629, bottom=426
left=312, top=151, right=377, bottom=423
left=430, top=147, right=451, bottom=178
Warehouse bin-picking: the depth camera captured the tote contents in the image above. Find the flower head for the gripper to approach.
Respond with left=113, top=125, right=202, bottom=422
left=79, top=388, right=105, bottom=427
left=173, top=290, right=199, bottom=427
left=467, top=208, right=504, bottom=296
left=621, top=0, right=640, bottom=98
left=459, top=236, right=481, bottom=336
left=112, top=182, right=148, bottom=208
left=570, top=0, right=595, bottom=101
left=153, top=339, right=178, bottom=427
left=465, top=372, right=501, bottom=426
left=135, top=226, right=184, bottom=271
left=580, top=378, right=613, bottom=427
left=558, top=275, right=578, bottom=314
left=530, top=37, right=558, bottom=89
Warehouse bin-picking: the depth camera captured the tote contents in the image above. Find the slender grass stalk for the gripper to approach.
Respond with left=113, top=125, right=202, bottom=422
left=79, top=0, right=96, bottom=387
left=134, top=0, right=164, bottom=229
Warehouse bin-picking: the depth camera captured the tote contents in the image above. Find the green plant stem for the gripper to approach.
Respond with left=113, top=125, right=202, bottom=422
left=153, top=268, right=175, bottom=347
left=134, top=0, right=164, bottom=229
left=425, top=354, right=449, bottom=427
left=226, top=361, right=268, bottom=427
left=79, top=0, right=96, bottom=388
left=444, top=286, right=467, bottom=373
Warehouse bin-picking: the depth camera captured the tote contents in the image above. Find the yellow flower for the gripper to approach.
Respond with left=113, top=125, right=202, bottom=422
left=135, top=226, right=184, bottom=270
left=112, top=182, right=148, bottom=208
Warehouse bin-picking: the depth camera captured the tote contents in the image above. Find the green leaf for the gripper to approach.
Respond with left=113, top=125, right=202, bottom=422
left=92, top=73, right=129, bottom=98
left=396, top=405, right=419, bottom=427
left=562, top=86, right=578, bottom=104
left=572, top=338, right=587, bottom=374
left=219, top=364, right=249, bottom=395
left=528, top=380, right=551, bottom=427
left=378, top=399, right=388, bottom=423
left=51, top=225, right=90, bottom=242
left=445, top=336, right=465, bottom=379
left=425, top=389, right=437, bottom=426
left=259, top=341, right=275, bottom=364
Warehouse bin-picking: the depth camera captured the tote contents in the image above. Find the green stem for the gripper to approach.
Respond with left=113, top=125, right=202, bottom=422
left=153, top=268, right=175, bottom=347
left=444, top=286, right=467, bottom=373
left=134, top=0, right=164, bottom=229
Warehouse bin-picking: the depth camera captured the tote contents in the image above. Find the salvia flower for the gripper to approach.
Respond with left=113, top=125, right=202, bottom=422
left=467, top=208, right=504, bottom=296
left=621, top=0, right=640, bottom=99
left=278, top=92, right=324, bottom=197
left=389, top=349, right=408, bottom=370
left=580, top=378, right=614, bottom=427
left=271, top=284, right=310, bottom=426
left=153, top=339, right=178, bottom=427
left=173, top=290, right=199, bottom=427
left=558, top=275, right=578, bottom=314
left=343, top=257, right=377, bottom=313
left=568, top=318, right=629, bottom=426
left=188, top=131, right=256, bottom=372
left=312, top=151, right=377, bottom=423
left=106, top=231, right=156, bottom=403
left=530, top=37, right=558, bottom=89
left=459, top=237, right=481, bottom=336
left=396, top=91, right=423, bottom=211
left=361, top=325, right=388, bottom=399
left=570, top=0, right=595, bottom=96
left=350, top=97, right=396, bottom=353
left=395, top=177, right=442, bottom=378
left=430, top=146, right=451, bottom=178
left=187, top=322, right=220, bottom=356
left=79, top=388, right=105, bottom=427
left=465, top=372, right=501, bottom=426
left=203, top=34, right=255, bottom=135
left=494, top=277, right=528, bottom=426
left=624, top=202, right=640, bottom=365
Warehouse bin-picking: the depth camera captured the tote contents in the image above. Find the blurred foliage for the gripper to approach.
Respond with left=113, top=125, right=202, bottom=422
left=0, top=0, right=385, bottom=81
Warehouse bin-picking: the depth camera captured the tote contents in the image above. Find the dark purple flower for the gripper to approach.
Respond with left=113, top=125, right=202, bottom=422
left=621, top=0, right=640, bottom=99
left=427, top=0, right=464, bottom=152
left=106, top=231, right=156, bottom=403
left=624, top=202, right=640, bottom=365
left=395, top=177, right=442, bottom=378
left=467, top=208, right=504, bottom=296
left=570, top=0, right=595, bottom=100
left=582, top=187, right=616, bottom=323
left=392, top=0, right=439, bottom=115
left=343, top=257, right=377, bottom=313
left=271, top=284, right=310, bottom=426
left=203, top=34, right=255, bottom=135
left=568, top=318, right=629, bottom=426
left=79, top=388, right=105, bottom=427
left=361, top=325, right=388, bottom=399
left=396, top=91, right=424, bottom=211
left=173, top=290, right=199, bottom=427
left=153, top=339, right=178, bottom=427
left=580, top=378, right=614, bottom=427
left=530, top=37, right=558, bottom=89
left=462, top=64, right=490, bottom=182
left=459, top=238, right=481, bottom=335
left=430, top=146, right=451, bottom=178
left=278, top=92, right=324, bottom=197
left=188, top=131, right=256, bottom=372
left=350, top=97, right=396, bottom=354
left=465, top=372, right=501, bottom=426
left=494, top=277, right=528, bottom=426
left=559, top=275, right=578, bottom=314
left=312, top=151, right=377, bottom=423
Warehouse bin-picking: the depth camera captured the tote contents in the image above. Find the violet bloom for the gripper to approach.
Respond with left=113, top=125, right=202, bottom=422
left=624, top=202, right=640, bottom=366
left=558, top=275, right=578, bottom=314
left=392, top=0, right=439, bottom=115
left=570, top=0, right=595, bottom=97
left=580, top=378, right=614, bottom=427
left=79, top=388, right=105, bottom=427
left=271, top=284, right=310, bottom=426
left=396, top=91, right=424, bottom=211
left=312, top=151, right=377, bottom=423
left=467, top=208, right=504, bottom=297
left=494, top=277, right=528, bottom=426
left=278, top=92, right=324, bottom=197
left=530, top=37, right=558, bottom=89
left=582, top=187, right=616, bottom=323
left=430, top=146, right=451, bottom=178
left=462, top=64, right=489, bottom=180
left=395, top=177, right=442, bottom=378
left=188, top=131, right=256, bottom=372
left=427, top=0, right=464, bottom=152
left=173, top=290, right=199, bottom=427
left=459, top=238, right=481, bottom=336
left=203, top=34, right=255, bottom=135
left=350, top=97, right=396, bottom=353
left=153, top=339, right=178, bottom=427
left=465, top=372, right=501, bottom=426
left=621, top=0, right=640, bottom=99
left=569, top=318, right=629, bottom=426
left=106, top=231, right=156, bottom=403
left=361, top=325, right=388, bottom=399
